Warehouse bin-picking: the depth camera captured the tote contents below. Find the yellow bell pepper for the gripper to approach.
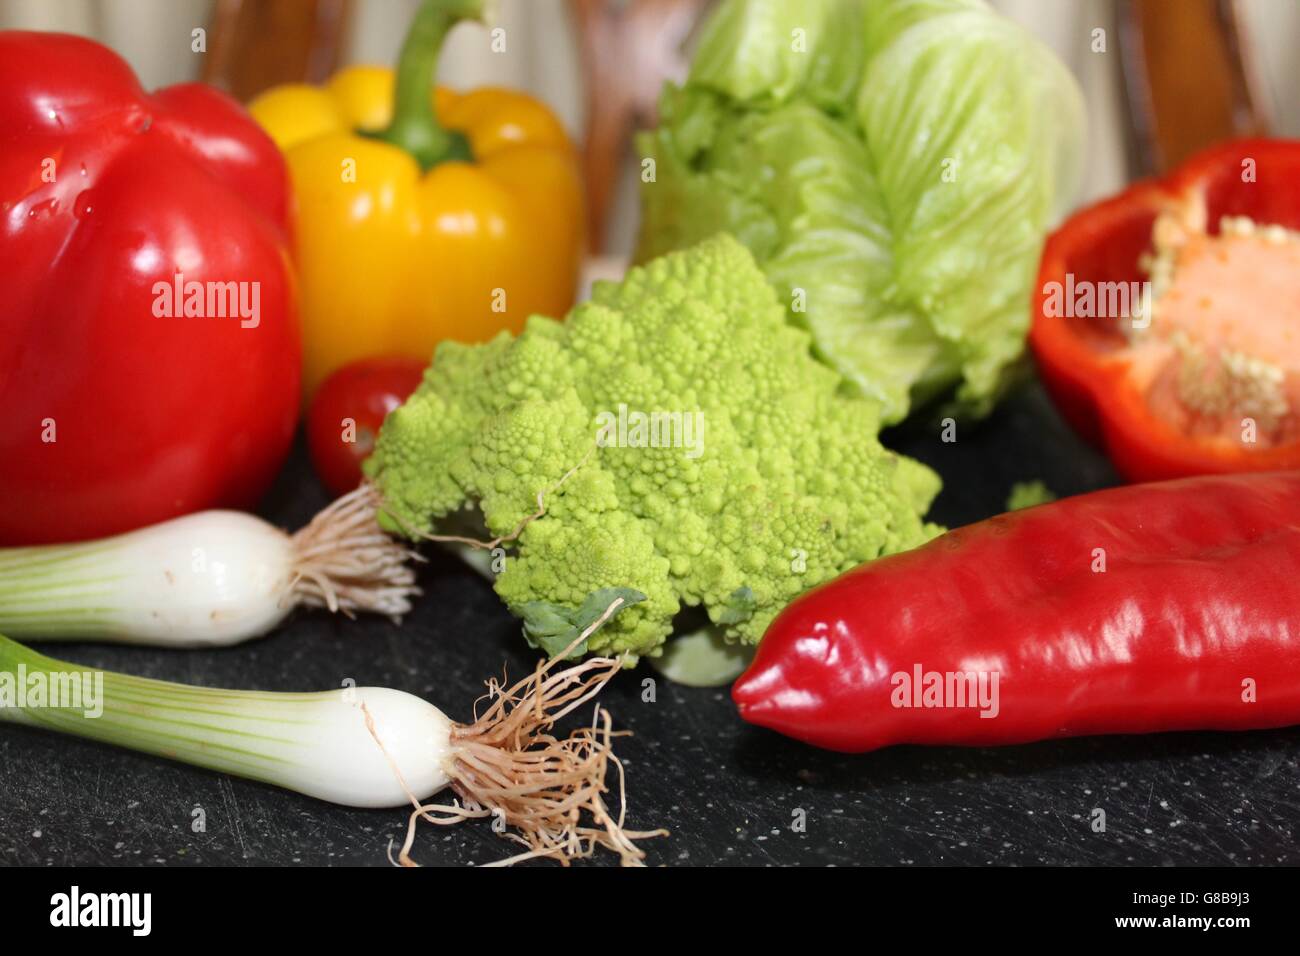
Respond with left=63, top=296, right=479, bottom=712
left=248, top=0, right=584, bottom=397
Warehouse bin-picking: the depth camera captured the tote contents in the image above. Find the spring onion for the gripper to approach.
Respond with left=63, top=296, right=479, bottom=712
left=0, top=595, right=664, bottom=865
left=0, top=487, right=419, bottom=647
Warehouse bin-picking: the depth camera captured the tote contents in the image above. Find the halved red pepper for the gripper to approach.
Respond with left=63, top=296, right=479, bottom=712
left=1030, top=139, right=1300, bottom=482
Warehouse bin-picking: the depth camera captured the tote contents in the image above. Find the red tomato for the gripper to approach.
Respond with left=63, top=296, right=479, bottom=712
left=308, top=357, right=426, bottom=497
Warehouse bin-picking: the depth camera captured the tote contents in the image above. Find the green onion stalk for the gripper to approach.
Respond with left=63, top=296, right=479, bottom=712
left=0, top=595, right=665, bottom=866
left=0, top=487, right=419, bottom=647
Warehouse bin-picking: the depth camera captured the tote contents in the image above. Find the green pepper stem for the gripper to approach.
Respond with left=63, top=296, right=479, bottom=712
left=374, top=0, right=484, bottom=169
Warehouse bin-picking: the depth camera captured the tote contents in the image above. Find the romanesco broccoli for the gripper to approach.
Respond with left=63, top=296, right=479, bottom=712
left=367, top=234, right=942, bottom=662
left=1006, top=480, right=1057, bottom=512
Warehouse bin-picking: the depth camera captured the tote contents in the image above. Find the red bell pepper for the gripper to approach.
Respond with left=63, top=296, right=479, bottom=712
left=733, top=472, right=1300, bottom=753
left=1030, top=139, right=1300, bottom=482
left=0, top=32, right=300, bottom=544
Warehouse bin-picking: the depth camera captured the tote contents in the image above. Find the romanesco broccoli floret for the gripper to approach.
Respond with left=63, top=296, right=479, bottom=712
left=367, top=234, right=942, bottom=662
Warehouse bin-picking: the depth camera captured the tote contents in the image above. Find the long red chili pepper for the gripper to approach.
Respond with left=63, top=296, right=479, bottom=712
left=732, top=472, right=1300, bottom=753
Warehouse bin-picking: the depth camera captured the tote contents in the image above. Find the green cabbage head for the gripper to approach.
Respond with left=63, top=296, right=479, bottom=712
left=636, top=0, right=1085, bottom=423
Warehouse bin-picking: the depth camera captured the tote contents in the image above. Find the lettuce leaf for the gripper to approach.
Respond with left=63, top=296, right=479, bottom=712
left=636, top=0, right=1085, bottom=422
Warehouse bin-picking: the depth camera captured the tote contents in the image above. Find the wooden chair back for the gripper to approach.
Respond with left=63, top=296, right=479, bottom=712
left=202, top=0, right=354, bottom=103
left=1118, top=0, right=1270, bottom=175
left=203, top=1, right=1275, bottom=247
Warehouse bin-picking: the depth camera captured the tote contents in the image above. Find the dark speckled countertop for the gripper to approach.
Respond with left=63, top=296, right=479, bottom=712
left=2, top=383, right=1297, bottom=866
